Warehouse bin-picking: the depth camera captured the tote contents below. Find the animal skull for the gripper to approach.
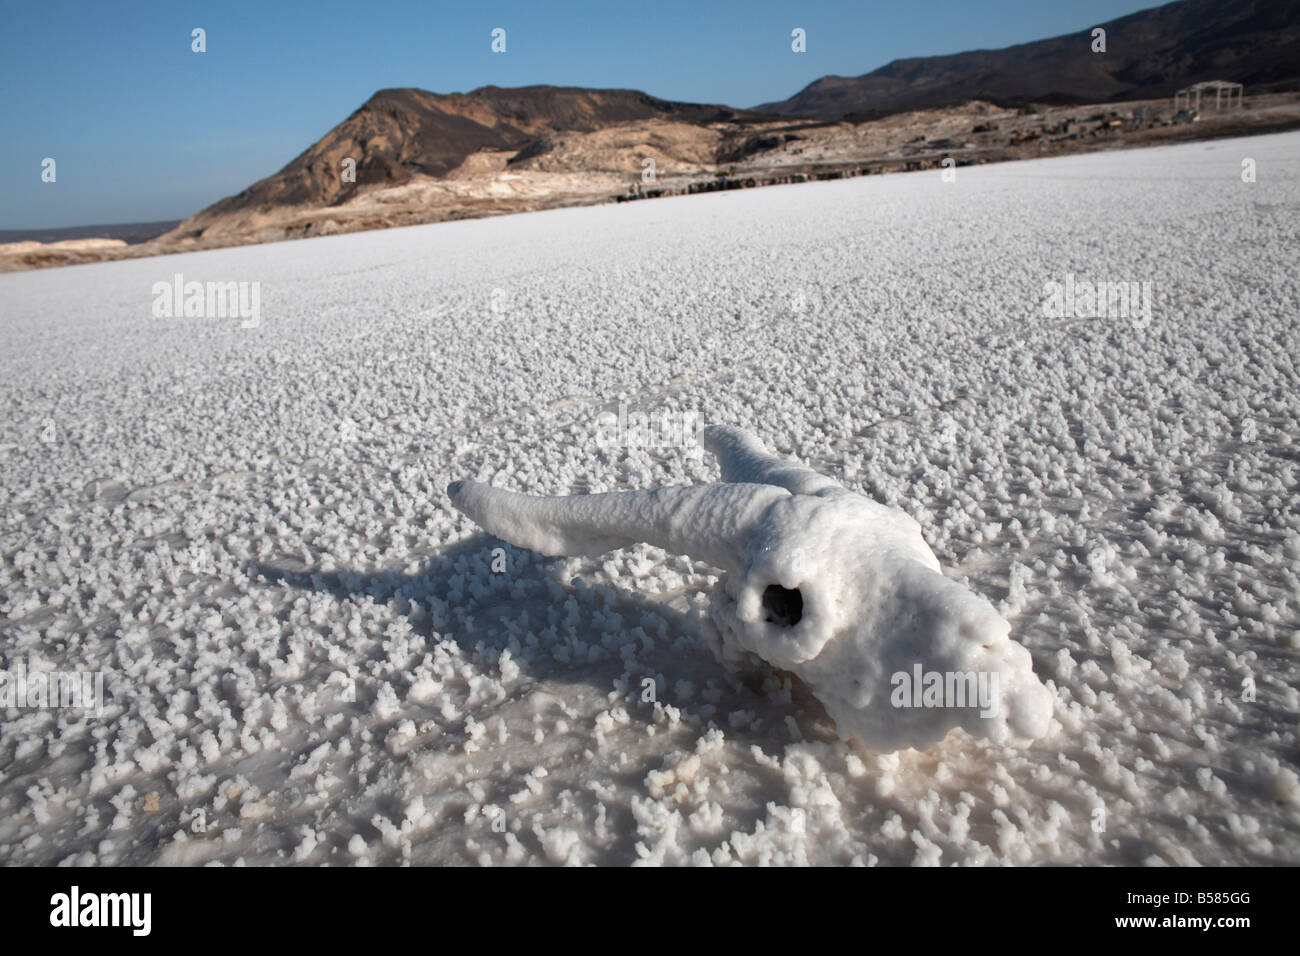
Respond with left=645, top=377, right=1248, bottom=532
left=448, top=425, right=1054, bottom=753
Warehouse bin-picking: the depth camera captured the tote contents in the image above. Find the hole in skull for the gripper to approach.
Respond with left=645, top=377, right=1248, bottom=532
left=762, top=584, right=803, bottom=626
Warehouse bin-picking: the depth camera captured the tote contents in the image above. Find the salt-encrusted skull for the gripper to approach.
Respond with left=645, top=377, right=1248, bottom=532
left=448, top=425, right=1053, bottom=753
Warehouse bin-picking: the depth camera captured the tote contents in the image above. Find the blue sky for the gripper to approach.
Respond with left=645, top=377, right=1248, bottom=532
left=0, top=0, right=1153, bottom=229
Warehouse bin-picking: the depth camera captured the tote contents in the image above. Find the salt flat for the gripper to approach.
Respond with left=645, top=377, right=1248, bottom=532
left=1, top=132, right=1298, bottom=865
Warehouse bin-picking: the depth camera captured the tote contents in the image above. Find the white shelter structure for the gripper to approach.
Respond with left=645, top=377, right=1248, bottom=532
left=1174, top=81, right=1243, bottom=113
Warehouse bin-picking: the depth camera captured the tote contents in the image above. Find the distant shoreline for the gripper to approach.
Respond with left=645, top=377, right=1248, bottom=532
left=3, top=93, right=1298, bottom=275
left=0, top=220, right=180, bottom=246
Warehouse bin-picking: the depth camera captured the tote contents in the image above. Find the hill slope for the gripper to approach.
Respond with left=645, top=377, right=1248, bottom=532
left=167, top=86, right=758, bottom=239
left=756, top=0, right=1300, bottom=119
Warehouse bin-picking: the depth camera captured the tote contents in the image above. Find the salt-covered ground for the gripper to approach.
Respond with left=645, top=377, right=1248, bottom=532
left=1, top=132, right=1298, bottom=866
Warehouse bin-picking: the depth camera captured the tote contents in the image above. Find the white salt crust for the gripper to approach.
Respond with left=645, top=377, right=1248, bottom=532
left=0, top=133, right=1297, bottom=865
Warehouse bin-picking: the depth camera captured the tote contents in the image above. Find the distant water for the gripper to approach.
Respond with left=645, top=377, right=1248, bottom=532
left=0, top=220, right=181, bottom=245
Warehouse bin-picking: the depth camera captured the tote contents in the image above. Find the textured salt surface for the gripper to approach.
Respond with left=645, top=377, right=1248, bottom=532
left=1, top=132, right=1298, bottom=865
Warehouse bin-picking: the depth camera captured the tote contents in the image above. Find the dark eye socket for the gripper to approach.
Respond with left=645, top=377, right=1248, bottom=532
left=762, top=584, right=803, bottom=626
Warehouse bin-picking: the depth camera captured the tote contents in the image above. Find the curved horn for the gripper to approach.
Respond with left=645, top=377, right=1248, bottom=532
left=446, top=480, right=787, bottom=573
left=704, top=425, right=840, bottom=495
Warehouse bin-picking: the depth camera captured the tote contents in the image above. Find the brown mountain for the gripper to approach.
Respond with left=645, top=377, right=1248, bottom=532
left=94, top=0, right=1298, bottom=264
left=167, top=86, right=762, bottom=240
left=755, top=0, right=1300, bottom=120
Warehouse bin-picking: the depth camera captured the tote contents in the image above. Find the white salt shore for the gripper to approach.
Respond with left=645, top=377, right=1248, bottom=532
left=1, top=132, right=1297, bottom=865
